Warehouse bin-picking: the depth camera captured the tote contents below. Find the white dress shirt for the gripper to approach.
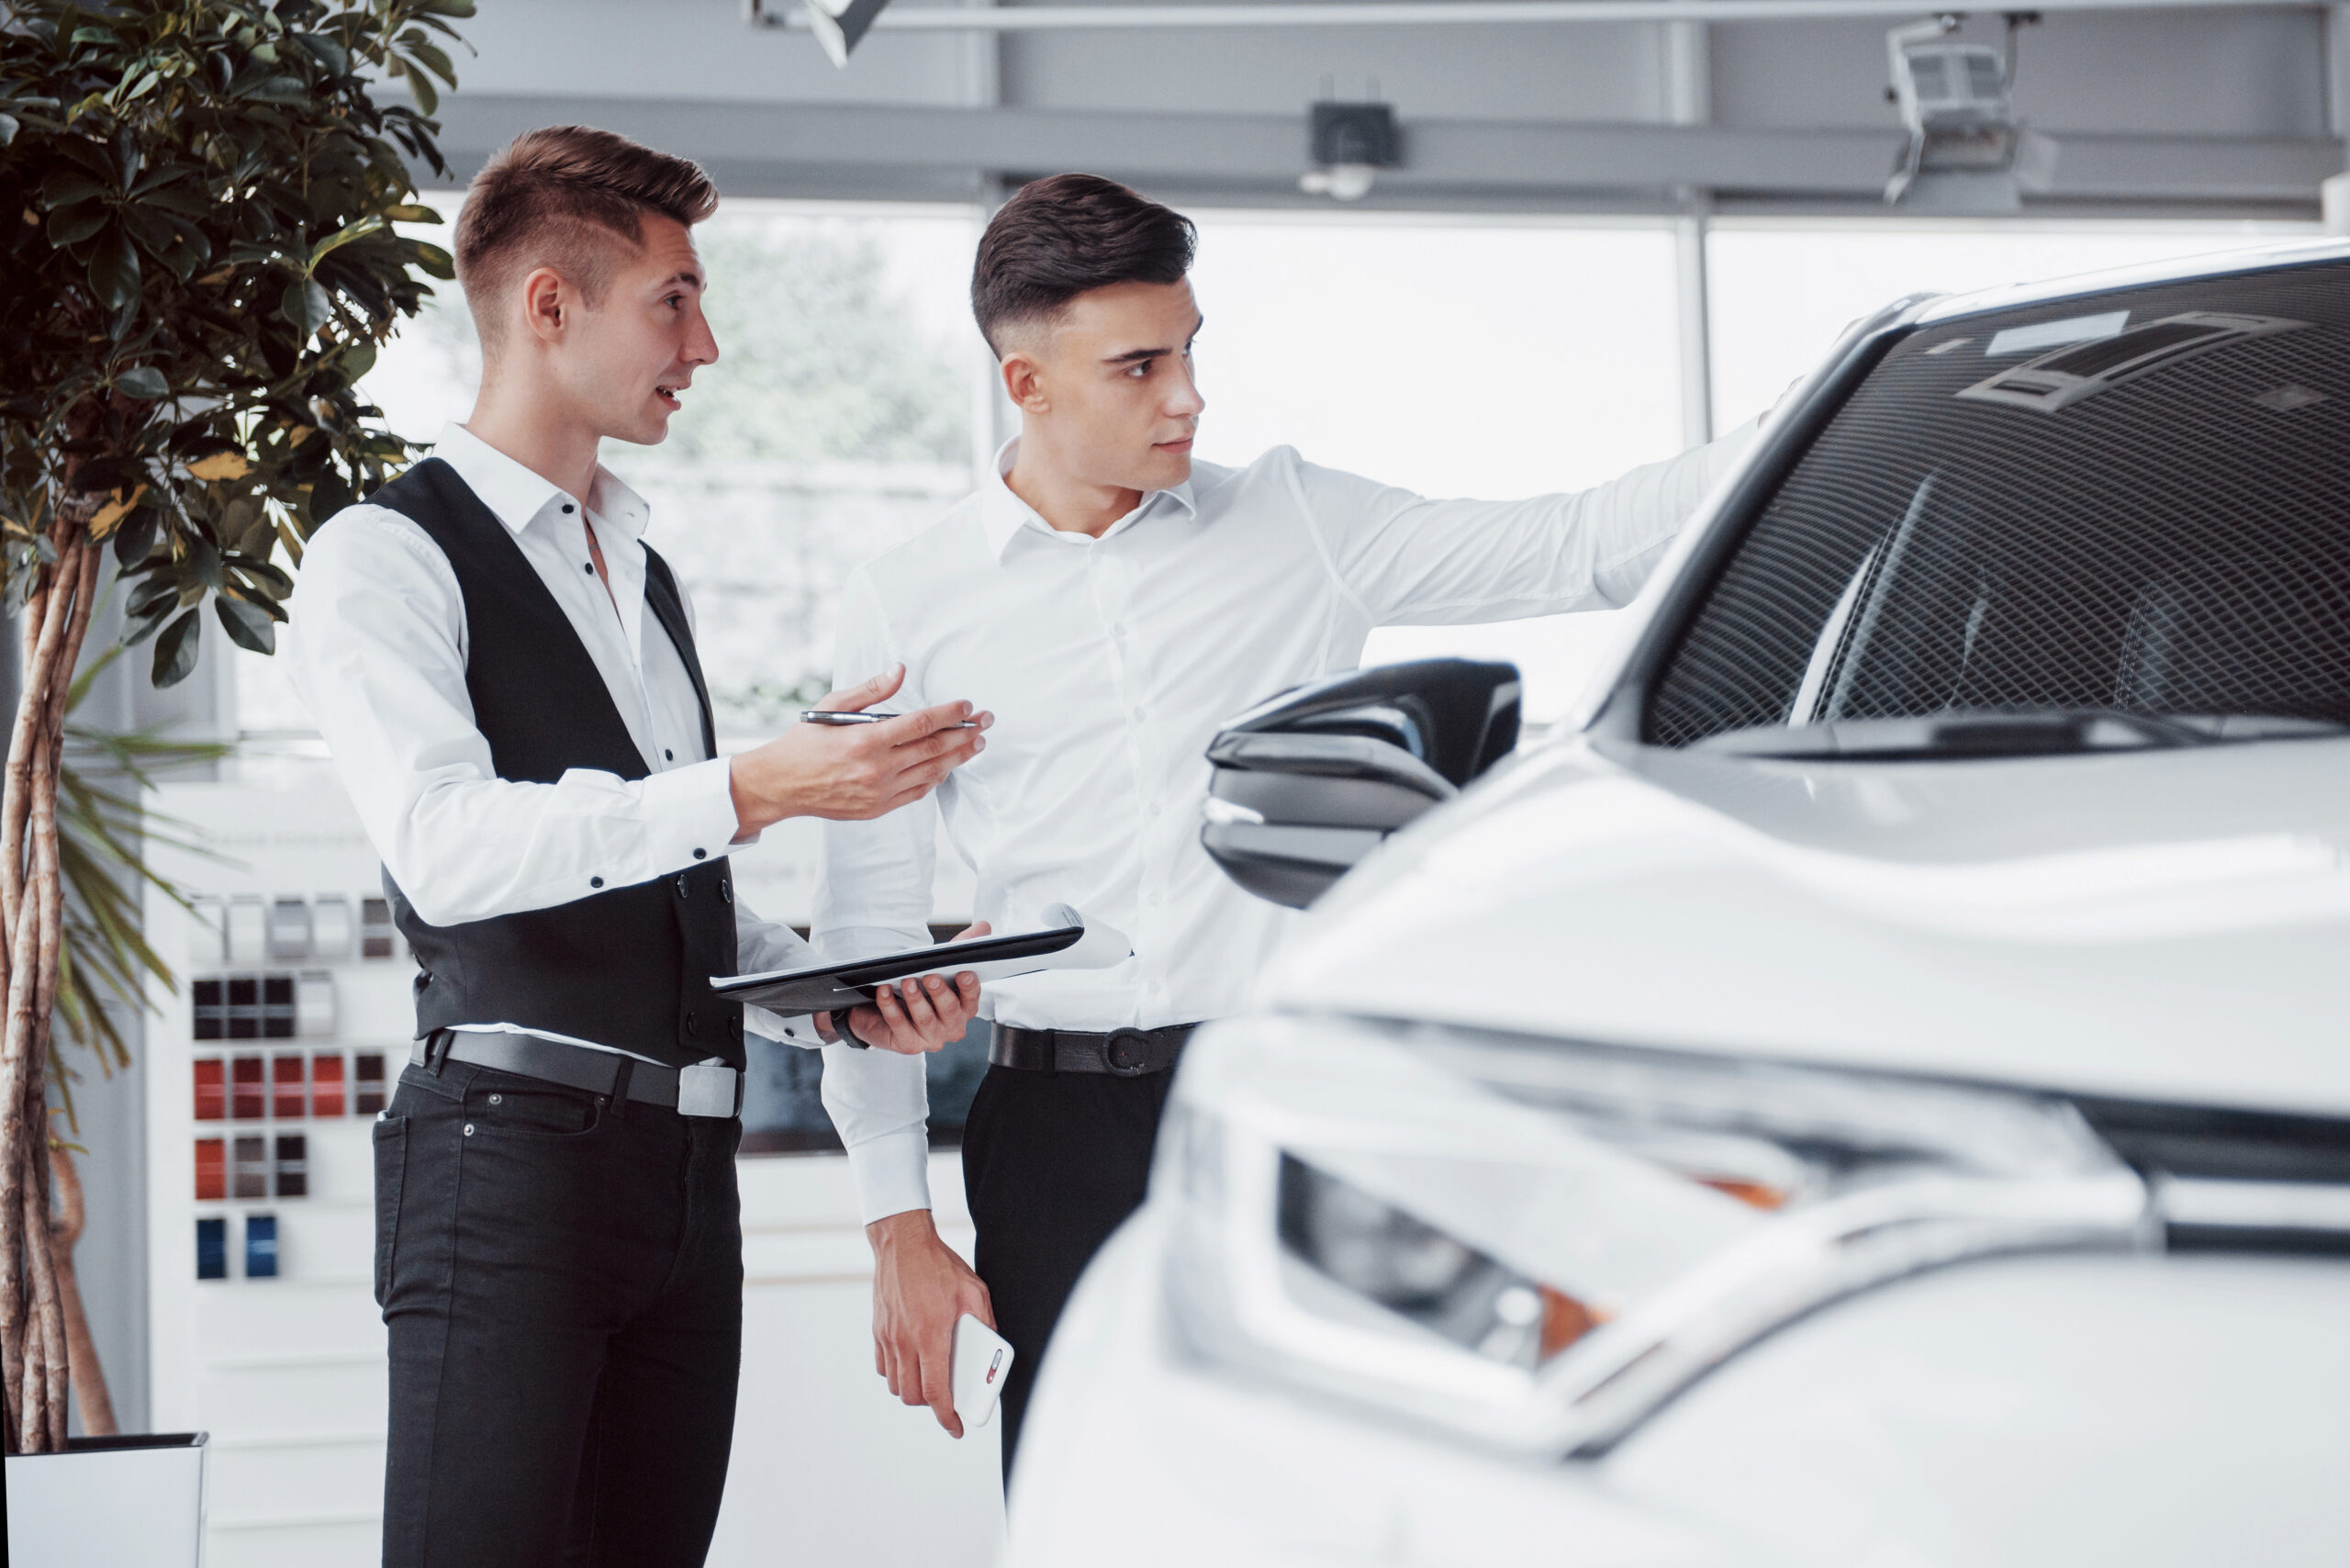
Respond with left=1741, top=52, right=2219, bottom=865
left=813, top=429, right=1756, bottom=1222
left=285, top=421, right=818, bottom=1059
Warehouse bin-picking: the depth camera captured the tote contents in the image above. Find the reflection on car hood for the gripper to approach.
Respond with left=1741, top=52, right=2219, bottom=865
left=1263, top=735, right=2350, bottom=1118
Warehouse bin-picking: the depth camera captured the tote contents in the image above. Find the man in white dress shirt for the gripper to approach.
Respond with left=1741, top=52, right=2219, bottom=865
left=285, top=128, right=990, bottom=1568
left=811, top=174, right=1760, bottom=1471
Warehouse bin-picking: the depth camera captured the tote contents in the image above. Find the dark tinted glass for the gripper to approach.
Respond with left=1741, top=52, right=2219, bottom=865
left=1647, top=261, right=2350, bottom=747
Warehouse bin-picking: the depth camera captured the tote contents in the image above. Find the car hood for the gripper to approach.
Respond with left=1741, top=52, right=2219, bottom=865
left=1261, top=734, right=2350, bottom=1118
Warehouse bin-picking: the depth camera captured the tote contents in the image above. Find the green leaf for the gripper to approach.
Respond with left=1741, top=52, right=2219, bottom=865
left=214, top=594, right=276, bottom=655
left=42, top=171, right=103, bottom=207
left=420, top=0, right=478, bottom=15
left=71, top=26, right=118, bottom=45
left=89, top=230, right=140, bottom=311
left=112, top=510, right=161, bottom=567
left=308, top=469, right=353, bottom=522
left=114, top=365, right=169, bottom=400
left=143, top=188, right=215, bottom=218
left=308, top=214, right=385, bottom=267
left=49, top=203, right=109, bottom=248
left=292, top=32, right=351, bottom=76
left=341, top=339, right=377, bottom=382
left=383, top=203, right=441, bottom=223
left=124, top=574, right=178, bottom=621
left=0, top=113, right=17, bottom=148
left=249, top=76, right=309, bottom=105
left=407, top=240, right=453, bottom=280
left=280, top=276, right=332, bottom=336
left=405, top=39, right=456, bottom=84
left=401, top=62, right=438, bottom=116
left=151, top=610, right=201, bottom=688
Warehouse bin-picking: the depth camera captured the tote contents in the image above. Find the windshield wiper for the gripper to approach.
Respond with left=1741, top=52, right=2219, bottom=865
left=1695, top=708, right=2348, bottom=761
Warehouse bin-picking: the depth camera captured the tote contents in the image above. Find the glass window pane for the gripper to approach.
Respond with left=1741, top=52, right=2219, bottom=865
left=1706, top=218, right=2312, bottom=437
left=1185, top=214, right=1684, bottom=722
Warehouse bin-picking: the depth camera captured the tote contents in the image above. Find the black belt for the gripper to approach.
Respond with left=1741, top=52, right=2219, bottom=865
left=989, top=1022, right=1196, bottom=1078
left=413, top=1031, right=742, bottom=1117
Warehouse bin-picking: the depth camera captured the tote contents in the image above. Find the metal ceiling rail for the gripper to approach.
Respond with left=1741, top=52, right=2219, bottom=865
left=754, top=0, right=2315, bottom=32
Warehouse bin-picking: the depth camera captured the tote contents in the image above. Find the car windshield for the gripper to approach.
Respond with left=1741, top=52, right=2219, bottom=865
left=1646, top=258, right=2350, bottom=756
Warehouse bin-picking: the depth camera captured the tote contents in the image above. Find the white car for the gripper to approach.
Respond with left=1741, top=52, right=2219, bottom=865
left=1009, top=239, right=2350, bottom=1568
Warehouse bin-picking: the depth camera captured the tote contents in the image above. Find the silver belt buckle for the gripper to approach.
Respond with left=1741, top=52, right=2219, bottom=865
left=677, top=1059, right=738, bottom=1118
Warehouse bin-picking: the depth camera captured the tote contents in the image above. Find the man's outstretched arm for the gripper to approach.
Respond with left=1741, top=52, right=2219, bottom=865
left=1305, top=420, right=1761, bottom=629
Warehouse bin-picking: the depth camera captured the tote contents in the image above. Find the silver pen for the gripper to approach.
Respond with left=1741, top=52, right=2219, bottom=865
left=800, top=710, right=979, bottom=729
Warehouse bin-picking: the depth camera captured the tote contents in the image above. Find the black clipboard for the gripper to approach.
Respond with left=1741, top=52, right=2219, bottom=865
left=711, top=923, right=1086, bottom=1014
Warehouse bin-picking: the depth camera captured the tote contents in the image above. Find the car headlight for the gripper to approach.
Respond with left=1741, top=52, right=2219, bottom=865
left=1154, top=1013, right=2153, bottom=1458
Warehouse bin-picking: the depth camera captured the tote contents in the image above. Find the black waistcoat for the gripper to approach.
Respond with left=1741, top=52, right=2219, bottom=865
left=361, top=458, right=743, bottom=1070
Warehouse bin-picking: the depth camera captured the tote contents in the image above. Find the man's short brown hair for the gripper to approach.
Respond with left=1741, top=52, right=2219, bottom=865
left=971, top=174, right=1197, bottom=355
left=454, top=126, right=719, bottom=355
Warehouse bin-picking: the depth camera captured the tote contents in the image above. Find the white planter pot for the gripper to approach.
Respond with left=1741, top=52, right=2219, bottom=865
left=5, top=1431, right=207, bottom=1566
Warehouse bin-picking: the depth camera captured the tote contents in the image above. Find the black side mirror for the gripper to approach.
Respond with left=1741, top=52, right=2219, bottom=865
left=1200, top=658, right=1522, bottom=909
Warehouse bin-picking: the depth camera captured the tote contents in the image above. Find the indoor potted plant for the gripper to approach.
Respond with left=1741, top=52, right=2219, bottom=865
left=1, top=1, right=469, bottom=1546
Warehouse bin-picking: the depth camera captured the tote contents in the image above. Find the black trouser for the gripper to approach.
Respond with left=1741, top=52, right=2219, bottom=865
left=375, top=1055, right=744, bottom=1568
left=959, top=1061, right=1176, bottom=1476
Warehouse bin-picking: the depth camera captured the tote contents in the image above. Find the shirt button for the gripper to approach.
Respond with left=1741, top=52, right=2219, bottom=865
left=590, top=876, right=604, bottom=889
left=692, top=847, right=707, bottom=859
left=463, top=1124, right=475, bottom=1137
left=584, top=563, right=595, bottom=574
left=665, top=749, right=674, bottom=761
left=562, top=503, right=575, bottom=514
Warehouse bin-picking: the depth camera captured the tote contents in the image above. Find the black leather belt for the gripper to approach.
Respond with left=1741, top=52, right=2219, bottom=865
left=413, top=1031, right=742, bottom=1117
left=989, top=1022, right=1196, bottom=1077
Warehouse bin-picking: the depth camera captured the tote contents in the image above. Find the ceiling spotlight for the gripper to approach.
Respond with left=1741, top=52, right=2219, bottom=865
left=1300, top=100, right=1401, bottom=203
left=803, top=0, right=890, bottom=68
left=1884, top=15, right=2028, bottom=211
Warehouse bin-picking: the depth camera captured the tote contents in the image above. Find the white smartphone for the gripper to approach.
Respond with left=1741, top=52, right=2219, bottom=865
left=951, top=1313, right=1015, bottom=1431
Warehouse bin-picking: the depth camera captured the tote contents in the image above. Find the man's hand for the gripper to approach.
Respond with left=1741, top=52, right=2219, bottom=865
left=728, top=665, right=992, bottom=837
left=868, top=1209, right=994, bottom=1438
left=811, top=922, right=990, bottom=1055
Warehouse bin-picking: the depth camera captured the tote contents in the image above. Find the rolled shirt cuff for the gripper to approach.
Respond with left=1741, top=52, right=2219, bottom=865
left=844, top=1126, right=934, bottom=1225
left=640, top=756, right=744, bottom=872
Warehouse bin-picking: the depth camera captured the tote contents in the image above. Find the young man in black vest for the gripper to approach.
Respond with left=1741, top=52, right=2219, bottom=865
left=286, top=127, right=990, bottom=1568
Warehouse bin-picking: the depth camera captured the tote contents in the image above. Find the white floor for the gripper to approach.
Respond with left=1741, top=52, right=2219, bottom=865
left=716, top=1152, right=1006, bottom=1568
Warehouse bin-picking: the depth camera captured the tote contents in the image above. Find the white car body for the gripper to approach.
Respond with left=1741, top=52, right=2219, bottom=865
left=1008, top=239, right=2350, bottom=1568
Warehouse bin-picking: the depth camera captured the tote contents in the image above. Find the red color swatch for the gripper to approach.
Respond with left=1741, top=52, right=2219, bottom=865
left=193, top=1059, right=224, bottom=1122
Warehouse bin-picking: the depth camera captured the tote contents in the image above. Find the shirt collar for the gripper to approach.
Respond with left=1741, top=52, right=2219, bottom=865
left=976, top=437, right=1198, bottom=560
left=429, top=421, right=652, bottom=545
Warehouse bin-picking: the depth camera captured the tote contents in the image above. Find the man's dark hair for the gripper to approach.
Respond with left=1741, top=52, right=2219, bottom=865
left=971, top=174, right=1198, bottom=354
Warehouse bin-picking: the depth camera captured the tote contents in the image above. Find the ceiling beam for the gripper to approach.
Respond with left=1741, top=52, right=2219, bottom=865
left=423, top=95, right=2340, bottom=210
left=748, top=0, right=2324, bottom=30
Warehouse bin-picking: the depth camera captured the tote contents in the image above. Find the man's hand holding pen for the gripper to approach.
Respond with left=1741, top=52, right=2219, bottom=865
left=727, top=663, right=992, bottom=834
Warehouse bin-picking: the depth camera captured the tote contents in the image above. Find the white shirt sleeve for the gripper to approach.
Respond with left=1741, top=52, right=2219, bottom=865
left=283, top=506, right=744, bottom=928
left=811, top=566, right=938, bottom=1224
left=1301, top=421, right=1759, bottom=626
left=733, top=891, right=828, bottom=1047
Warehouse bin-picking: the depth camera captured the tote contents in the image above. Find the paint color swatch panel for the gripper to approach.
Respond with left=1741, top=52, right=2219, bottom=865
left=185, top=890, right=406, bottom=1281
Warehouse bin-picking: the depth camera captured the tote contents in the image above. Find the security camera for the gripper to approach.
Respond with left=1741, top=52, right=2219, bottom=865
left=1885, top=17, right=2021, bottom=207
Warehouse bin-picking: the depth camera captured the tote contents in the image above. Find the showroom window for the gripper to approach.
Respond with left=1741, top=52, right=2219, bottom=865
left=237, top=207, right=2306, bottom=739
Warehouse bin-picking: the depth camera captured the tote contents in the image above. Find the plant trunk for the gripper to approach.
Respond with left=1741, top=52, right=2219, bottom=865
left=0, top=515, right=104, bottom=1453
left=49, top=1127, right=118, bottom=1436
